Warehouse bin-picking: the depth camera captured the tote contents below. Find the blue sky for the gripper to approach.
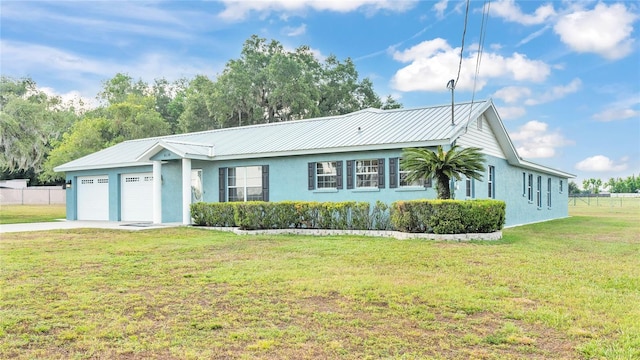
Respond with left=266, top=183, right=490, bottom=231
left=1, top=0, right=639, bottom=186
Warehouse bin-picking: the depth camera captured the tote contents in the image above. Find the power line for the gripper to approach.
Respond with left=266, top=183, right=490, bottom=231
left=455, top=0, right=471, bottom=88
left=468, top=0, right=491, bottom=123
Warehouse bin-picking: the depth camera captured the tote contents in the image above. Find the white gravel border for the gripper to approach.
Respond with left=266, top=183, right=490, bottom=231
left=201, top=227, right=502, bottom=241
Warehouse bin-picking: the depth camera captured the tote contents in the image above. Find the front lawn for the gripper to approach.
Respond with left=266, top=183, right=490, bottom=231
left=0, top=204, right=638, bottom=359
left=0, top=205, right=66, bottom=224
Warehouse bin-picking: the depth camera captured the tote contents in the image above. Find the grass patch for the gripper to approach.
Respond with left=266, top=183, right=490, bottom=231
left=0, top=205, right=66, bottom=224
left=0, top=204, right=638, bottom=359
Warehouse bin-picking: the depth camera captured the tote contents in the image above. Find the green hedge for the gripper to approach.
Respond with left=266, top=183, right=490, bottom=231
left=390, top=199, right=505, bottom=234
left=191, top=199, right=505, bottom=233
left=191, top=201, right=371, bottom=230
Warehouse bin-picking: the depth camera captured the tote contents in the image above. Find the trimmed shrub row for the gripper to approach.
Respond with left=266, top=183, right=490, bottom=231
left=191, top=199, right=505, bottom=234
left=390, top=199, right=505, bottom=234
left=192, top=201, right=375, bottom=230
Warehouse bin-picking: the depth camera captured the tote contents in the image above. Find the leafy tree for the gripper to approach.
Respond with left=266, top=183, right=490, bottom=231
left=107, top=94, right=170, bottom=143
left=583, top=178, right=603, bottom=194
left=98, top=73, right=147, bottom=105
left=178, top=75, right=216, bottom=132
left=605, top=174, right=640, bottom=193
left=206, top=35, right=395, bottom=129
left=569, top=180, right=580, bottom=195
left=382, top=95, right=403, bottom=110
left=401, top=145, right=486, bottom=199
left=0, top=76, right=77, bottom=182
left=42, top=93, right=170, bottom=182
left=152, top=77, right=187, bottom=132
left=41, top=118, right=113, bottom=182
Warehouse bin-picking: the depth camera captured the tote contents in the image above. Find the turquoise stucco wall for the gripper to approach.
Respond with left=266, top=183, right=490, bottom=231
left=65, top=151, right=569, bottom=227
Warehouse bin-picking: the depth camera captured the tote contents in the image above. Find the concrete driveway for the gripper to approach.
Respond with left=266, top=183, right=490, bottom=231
left=0, top=220, right=182, bottom=234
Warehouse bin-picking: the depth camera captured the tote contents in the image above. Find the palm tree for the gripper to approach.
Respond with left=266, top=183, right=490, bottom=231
left=401, top=145, right=486, bottom=199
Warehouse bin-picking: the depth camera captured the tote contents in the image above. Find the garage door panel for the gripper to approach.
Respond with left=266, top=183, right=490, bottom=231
left=77, top=176, right=109, bottom=221
left=121, top=173, right=153, bottom=222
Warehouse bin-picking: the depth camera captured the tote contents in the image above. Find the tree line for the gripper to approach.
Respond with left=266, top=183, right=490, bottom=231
left=1, top=35, right=402, bottom=185
left=569, top=175, right=640, bottom=195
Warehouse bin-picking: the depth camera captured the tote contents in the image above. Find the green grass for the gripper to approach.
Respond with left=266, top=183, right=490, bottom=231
left=0, top=205, right=66, bottom=224
left=0, top=203, right=638, bottom=359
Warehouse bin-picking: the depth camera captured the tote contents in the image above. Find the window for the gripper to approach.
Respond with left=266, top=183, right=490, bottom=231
left=316, top=162, right=337, bottom=189
left=488, top=165, right=495, bottom=198
left=191, top=169, right=202, bottom=202
left=227, top=166, right=264, bottom=202
left=308, top=161, right=342, bottom=190
left=547, top=178, right=552, bottom=208
left=356, top=159, right=378, bottom=188
left=527, top=174, right=533, bottom=202
left=536, top=175, right=542, bottom=208
left=399, top=161, right=431, bottom=187
left=477, top=116, right=483, bottom=131
left=466, top=178, right=474, bottom=198
left=559, top=180, right=564, bottom=193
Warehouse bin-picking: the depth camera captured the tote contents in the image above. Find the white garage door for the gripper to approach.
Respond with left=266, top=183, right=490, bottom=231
left=77, top=175, right=109, bottom=221
left=121, top=173, right=153, bottom=222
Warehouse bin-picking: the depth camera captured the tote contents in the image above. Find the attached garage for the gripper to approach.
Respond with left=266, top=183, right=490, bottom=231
left=77, top=175, right=109, bottom=220
left=121, top=173, right=153, bottom=222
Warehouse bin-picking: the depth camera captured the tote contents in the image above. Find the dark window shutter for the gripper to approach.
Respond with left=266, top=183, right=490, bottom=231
left=389, top=157, right=398, bottom=189
left=377, top=158, right=385, bottom=189
left=218, top=168, right=226, bottom=202
left=336, top=161, right=343, bottom=189
left=262, top=165, right=269, bottom=202
left=308, top=162, right=315, bottom=190
left=346, top=160, right=354, bottom=189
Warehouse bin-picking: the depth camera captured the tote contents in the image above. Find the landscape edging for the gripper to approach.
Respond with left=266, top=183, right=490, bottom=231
left=201, top=227, right=502, bottom=241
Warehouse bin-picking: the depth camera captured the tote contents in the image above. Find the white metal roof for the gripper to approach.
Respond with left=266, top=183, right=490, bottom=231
left=54, top=99, right=574, bottom=178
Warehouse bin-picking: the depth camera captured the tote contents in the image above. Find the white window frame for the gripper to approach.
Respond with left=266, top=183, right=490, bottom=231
left=488, top=165, right=495, bottom=198
left=398, top=159, right=428, bottom=187
left=356, top=159, right=378, bottom=188
left=466, top=177, right=474, bottom=198
left=227, top=166, right=263, bottom=202
left=536, top=175, right=542, bottom=208
left=316, top=162, right=337, bottom=189
left=547, top=177, right=552, bottom=208
left=527, top=174, right=534, bottom=202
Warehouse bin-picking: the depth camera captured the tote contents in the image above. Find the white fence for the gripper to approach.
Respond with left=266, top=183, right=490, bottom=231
left=0, top=187, right=66, bottom=205
left=611, top=193, right=640, bottom=198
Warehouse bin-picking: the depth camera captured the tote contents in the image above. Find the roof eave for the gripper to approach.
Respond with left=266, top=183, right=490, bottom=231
left=54, top=161, right=153, bottom=173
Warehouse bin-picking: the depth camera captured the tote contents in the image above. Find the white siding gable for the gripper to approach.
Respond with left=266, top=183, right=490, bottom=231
left=457, top=114, right=506, bottom=159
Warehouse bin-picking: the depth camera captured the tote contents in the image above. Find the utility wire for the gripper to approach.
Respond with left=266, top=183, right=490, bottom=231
left=454, top=0, right=471, bottom=88
left=468, top=0, right=491, bottom=123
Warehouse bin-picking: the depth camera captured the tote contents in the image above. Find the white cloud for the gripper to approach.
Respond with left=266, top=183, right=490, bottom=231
left=491, top=0, right=556, bottom=25
left=0, top=40, right=220, bottom=100
left=433, top=0, right=449, bottom=18
left=282, top=24, right=307, bottom=36
left=493, top=86, right=531, bottom=103
left=525, top=78, right=582, bottom=106
left=497, top=106, right=526, bottom=120
left=575, top=155, right=628, bottom=172
left=510, top=120, right=573, bottom=158
left=390, top=38, right=550, bottom=92
left=592, top=95, right=640, bottom=122
left=554, top=3, right=638, bottom=60
left=593, top=108, right=639, bottom=122
left=218, top=0, right=417, bottom=21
